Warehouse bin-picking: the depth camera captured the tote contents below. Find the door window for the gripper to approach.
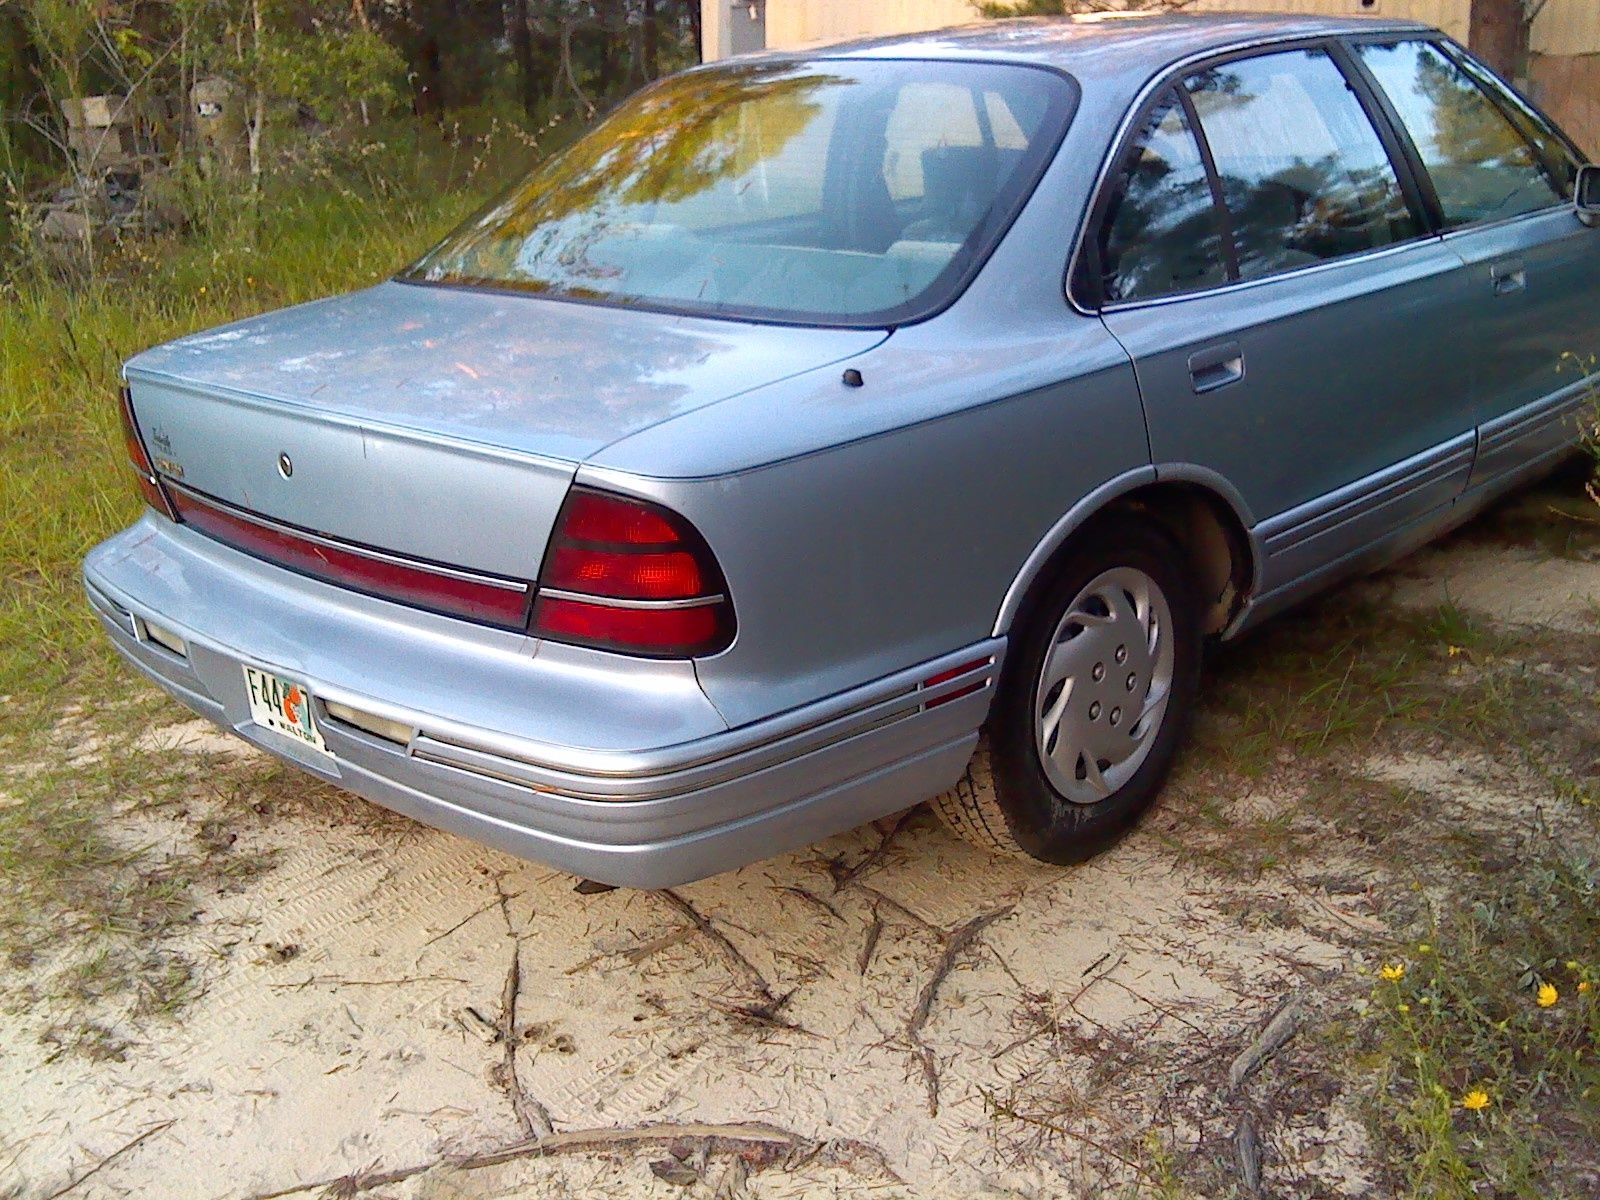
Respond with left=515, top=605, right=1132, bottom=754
left=1451, top=48, right=1582, bottom=200
left=1355, top=39, right=1564, bottom=228
left=1184, top=49, right=1421, bottom=282
left=1097, top=89, right=1230, bottom=302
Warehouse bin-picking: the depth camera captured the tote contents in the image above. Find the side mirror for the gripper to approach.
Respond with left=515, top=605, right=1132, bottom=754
left=1577, top=164, right=1600, bottom=227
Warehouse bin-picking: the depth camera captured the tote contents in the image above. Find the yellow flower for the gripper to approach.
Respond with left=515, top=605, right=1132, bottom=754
left=1461, top=1089, right=1491, bottom=1111
left=1537, top=983, right=1559, bottom=1008
left=1447, top=645, right=1463, bottom=657
left=1397, top=1003, right=1410, bottom=1013
left=1580, top=981, right=1592, bottom=994
left=198, top=285, right=207, bottom=295
left=1379, top=963, right=1406, bottom=982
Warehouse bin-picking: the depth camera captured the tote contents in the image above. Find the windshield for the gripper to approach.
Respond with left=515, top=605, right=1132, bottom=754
left=402, top=59, right=1075, bottom=327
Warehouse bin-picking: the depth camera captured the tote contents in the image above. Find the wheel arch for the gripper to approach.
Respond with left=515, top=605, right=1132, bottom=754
left=991, top=466, right=1260, bottom=640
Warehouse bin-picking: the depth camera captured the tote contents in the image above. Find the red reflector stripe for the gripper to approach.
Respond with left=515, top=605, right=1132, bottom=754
left=545, top=545, right=705, bottom=599
left=922, top=658, right=992, bottom=709
left=533, top=595, right=723, bottom=654
left=925, top=681, right=986, bottom=709
left=119, top=387, right=154, bottom=475
left=120, top=386, right=176, bottom=521
left=169, top=488, right=532, bottom=629
left=923, top=658, right=991, bottom=689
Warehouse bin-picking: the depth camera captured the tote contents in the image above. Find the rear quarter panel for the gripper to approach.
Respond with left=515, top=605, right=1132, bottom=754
left=587, top=314, right=1147, bottom=728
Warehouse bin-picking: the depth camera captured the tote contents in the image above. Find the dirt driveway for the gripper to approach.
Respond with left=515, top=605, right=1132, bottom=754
left=4, top=481, right=1598, bottom=1200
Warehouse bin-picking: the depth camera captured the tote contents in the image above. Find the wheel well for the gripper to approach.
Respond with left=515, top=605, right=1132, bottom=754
left=1101, top=484, right=1253, bottom=636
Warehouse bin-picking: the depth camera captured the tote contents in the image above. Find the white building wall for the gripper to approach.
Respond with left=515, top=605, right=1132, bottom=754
left=702, top=1, right=1599, bottom=150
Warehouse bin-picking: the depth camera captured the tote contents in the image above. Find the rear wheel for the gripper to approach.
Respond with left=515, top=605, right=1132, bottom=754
left=934, top=516, right=1201, bottom=864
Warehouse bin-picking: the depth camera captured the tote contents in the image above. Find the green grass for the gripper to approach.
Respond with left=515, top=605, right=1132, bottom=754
left=1362, top=853, right=1600, bottom=1197
left=0, top=114, right=560, bottom=742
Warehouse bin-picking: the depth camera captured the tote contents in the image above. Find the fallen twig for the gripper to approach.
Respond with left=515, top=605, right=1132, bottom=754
left=499, top=947, right=554, bottom=1138
left=1235, top=1113, right=1262, bottom=1194
left=658, top=889, right=775, bottom=1002
left=493, top=874, right=520, bottom=937
left=856, top=914, right=884, bottom=976
left=1227, top=995, right=1306, bottom=1092
left=832, top=809, right=919, bottom=891
left=905, top=904, right=1014, bottom=1115
left=564, top=927, right=695, bottom=975
left=979, top=1089, right=1158, bottom=1186
left=781, top=885, right=843, bottom=922
left=705, top=991, right=816, bottom=1037
left=856, top=885, right=938, bottom=934
left=915, top=1043, right=941, bottom=1115
left=42, top=1119, right=175, bottom=1200
left=421, top=894, right=512, bottom=947
left=244, top=1121, right=833, bottom=1199
left=269, top=974, right=466, bottom=991
left=908, top=905, right=1014, bottom=1041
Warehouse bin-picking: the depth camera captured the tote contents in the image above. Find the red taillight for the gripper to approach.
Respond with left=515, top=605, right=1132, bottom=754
left=544, top=546, right=704, bottom=599
left=118, top=385, right=176, bottom=520
left=534, top=596, right=722, bottom=650
left=559, top=491, right=681, bottom=545
left=532, top=489, right=734, bottom=658
left=169, top=487, right=534, bottom=629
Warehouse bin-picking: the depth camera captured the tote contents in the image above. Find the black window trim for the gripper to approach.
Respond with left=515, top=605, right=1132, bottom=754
left=1174, top=83, right=1241, bottom=281
left=1068, top=29, right=1446, bottom=314
left=1325, top=37, right=1445, bottom=233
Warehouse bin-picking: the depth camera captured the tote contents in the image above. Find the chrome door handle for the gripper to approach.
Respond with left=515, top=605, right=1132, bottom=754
left=1490, top=260, right=1526, bottom=296
left=1187, top=342, right=1245, bottom=394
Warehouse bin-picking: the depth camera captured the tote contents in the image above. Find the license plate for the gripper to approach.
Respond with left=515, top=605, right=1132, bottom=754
left=243, top=665, right=331, bottom=756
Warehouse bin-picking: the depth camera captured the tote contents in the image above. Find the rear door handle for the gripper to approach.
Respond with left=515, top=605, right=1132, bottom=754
left=1187, top=342, right=1245, bottom=394
left=1490, top=259, right=1526, bottom=296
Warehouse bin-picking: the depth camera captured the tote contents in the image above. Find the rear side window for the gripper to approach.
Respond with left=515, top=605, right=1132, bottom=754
left=1184, top=49, right=1421, bottom=282
left=1356, top=40, right=1564, bottom=227
left=1098, top=90, right=1230, bottom=302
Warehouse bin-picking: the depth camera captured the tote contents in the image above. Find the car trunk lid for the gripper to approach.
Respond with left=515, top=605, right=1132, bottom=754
left=125, top=281, right=885, bottom=583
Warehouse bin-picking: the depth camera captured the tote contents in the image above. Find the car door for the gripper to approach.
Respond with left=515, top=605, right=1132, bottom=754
left=1090, top=44, right=1481, bottom=599
left=1351, top=36, right=1600, bottom=493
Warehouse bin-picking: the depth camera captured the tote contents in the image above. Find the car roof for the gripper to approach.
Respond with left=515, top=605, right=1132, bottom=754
left=756, top=12, right=1434, bottom=83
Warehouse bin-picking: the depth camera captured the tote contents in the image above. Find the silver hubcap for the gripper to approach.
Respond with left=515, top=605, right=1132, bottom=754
left=1033, top=566, right=1175, bottom=805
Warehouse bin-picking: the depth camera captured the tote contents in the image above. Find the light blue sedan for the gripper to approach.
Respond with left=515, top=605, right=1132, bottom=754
left=86, top=13, right=1600, bottom=885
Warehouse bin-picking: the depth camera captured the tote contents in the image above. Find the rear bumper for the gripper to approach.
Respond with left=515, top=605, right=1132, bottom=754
left=84, top=517, right=997, bottom=887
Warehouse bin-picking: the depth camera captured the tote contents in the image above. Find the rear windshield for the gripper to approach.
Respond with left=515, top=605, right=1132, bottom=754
left=402, top=60, right=1075, bottom=327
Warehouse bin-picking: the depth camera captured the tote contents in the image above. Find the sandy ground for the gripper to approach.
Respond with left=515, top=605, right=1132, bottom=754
left=3, top=523, right=1595, bottom=1200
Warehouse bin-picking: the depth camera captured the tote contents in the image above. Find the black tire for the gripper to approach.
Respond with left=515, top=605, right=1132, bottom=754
left=934, top=514, right=1201, bottom=864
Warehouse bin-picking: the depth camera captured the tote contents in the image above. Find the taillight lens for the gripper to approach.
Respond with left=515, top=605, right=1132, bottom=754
left=118, top=385, right=176, bottom=520
left=532, top=489, right=734, bottom=658
left=169, top=487, right=534, bottom=629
